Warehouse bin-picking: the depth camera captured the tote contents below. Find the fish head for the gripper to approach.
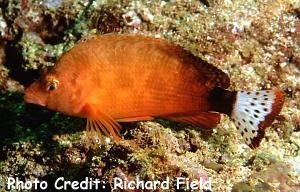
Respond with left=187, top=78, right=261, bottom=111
left=24, top=71, right=76, bottom=115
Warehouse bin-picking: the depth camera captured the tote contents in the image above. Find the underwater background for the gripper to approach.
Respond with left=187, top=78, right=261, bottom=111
left=0, top=0, right=299, bottom=191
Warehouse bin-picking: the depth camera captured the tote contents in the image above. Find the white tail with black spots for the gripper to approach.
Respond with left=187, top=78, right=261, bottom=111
left=231, top=90, right=284, bottom=148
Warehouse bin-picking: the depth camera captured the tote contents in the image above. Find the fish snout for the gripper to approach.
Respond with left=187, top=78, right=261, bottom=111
left=24, top=87, right=46, bottom=107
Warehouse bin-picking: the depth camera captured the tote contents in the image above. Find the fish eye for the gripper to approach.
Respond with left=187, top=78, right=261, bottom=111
left=47, top=80, right=59, bottom=91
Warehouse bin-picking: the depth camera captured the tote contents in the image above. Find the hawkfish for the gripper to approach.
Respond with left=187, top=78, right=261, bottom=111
left=24, top=34, right=284, bottom=148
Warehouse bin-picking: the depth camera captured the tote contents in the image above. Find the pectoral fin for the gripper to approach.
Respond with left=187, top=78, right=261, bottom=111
left=82, top=103, right=122, bottom=144
left=163, top=112, right=221, bottom=129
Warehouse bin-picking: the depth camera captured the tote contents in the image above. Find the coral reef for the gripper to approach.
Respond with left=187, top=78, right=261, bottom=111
left=0, top=0, right=299, bottom=191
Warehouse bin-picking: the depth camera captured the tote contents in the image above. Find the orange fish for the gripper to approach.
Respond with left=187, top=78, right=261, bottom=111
left=24, top=34, right=284, bottom=148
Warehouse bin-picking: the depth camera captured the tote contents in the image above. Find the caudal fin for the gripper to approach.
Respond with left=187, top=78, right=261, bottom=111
left=231, top=90, right=284, bottom=148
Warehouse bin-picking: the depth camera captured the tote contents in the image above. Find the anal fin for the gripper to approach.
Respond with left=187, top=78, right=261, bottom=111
left=117, top=116, right=154, bottom=122
left=162, top=112, right=221, bottom=129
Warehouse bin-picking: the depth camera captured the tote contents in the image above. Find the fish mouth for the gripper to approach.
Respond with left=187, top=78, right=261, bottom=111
left=24, top=88, right=46, bottom=107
